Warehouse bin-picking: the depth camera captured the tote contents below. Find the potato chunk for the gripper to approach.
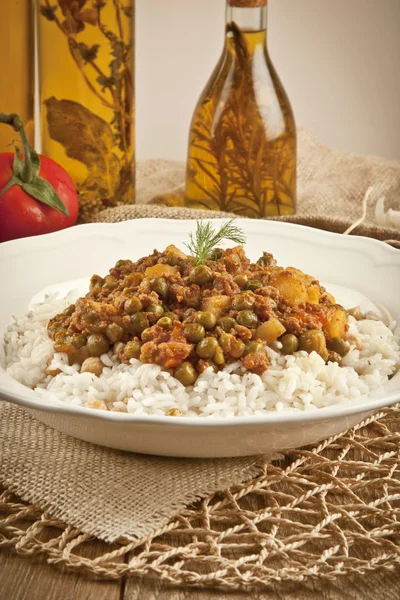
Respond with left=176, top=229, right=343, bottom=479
left=307, top=284, right=321, bottom=304
left=145, top=264, right=179, bottom=278
left=201, top=295, right=231, bottom=318
left=286, top=267, right=315, bottom=285
left=256, top=319, right=286, bottom=344
left=165, top=244, right=187, bottom=260
left=269, top=271, right=308, bottom=306
left=323, top=306, right=347, bottom=339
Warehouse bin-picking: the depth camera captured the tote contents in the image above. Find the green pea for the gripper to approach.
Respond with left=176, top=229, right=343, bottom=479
left=145, top=304, right=164, bottom=318
left=104, top=275, right=118, bottom=290
left=130, top=313, right=149, bottom=334
left=233, top=274, right=248, bottom=289
left=280, top=334, right=299, bottom=355
left=231, top=339, right=246, bottom=358
left=87, top=334, right=109, bottom=357
left=327, top=337, right=350, bottom=357
left=174, top=362, right=198, bottom=386
left=196, top=337, right=219, bottom=359
left=124, top=340, right=141, bottom=360
left=299, top=330, right=328, bottom=360
left=247, top=280, right=263, bottom=292
left=105, top=322, right=124, bottom=343
left=124, top=297, right=143, bottom=314
left=214, top=346, right=225, bottom=365
left=232, top=293, right=255, bottom=311
left=47, top=321, right=62, bottom=340
left=163, top=311, right=180, bottom=322
left=218, top=316, right=236, bottom=332
left=196, top=311, right=217, bottom=330
left=141, top=327, right=153, bottom=342
left=257, top=254, right=276, bottom=268
left=219, top=332, right=233, bottom=354
left=236, top=310, right=258, bottom=328
left=210, top=248, right=224, bottom=260
left=184, top=323, right=206, bottom=343
left=157, top=316, right=173, bottom=330
left=151, top=277, right=169, bottom=298
left=89, top=275, right=104, bottom=292
left=191, top=265, right=213, bottom=285
left=115, top=259, right=129, bottom=268
left=244, top=341, right=265, bottom=356
left=71, top=334, right=87, bottom=349
left=257, top=256, right=268, bottom=267
left=182, top=308, right=196, bottom=321
left=64, top=305, right=75, bottom=317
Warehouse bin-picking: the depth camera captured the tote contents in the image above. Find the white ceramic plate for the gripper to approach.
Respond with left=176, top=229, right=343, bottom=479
left=0, top=219, right=399, bottom=457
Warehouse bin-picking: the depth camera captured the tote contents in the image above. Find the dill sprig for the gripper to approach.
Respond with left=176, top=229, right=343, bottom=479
left=184, top=219, right=246, bottom=265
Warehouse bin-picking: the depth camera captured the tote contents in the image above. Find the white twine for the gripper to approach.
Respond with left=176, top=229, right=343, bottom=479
left=343, top=187, right=373, bottom=235
left=343, top=187, right=400, bottom=247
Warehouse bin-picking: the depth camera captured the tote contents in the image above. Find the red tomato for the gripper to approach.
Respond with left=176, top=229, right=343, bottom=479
left=0, top=152, right=79, bottom=243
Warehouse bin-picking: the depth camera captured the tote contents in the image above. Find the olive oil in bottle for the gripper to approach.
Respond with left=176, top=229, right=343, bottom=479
left=185, top=0, right=296, bottom=217
left=37, top=0, right=135, bottom=222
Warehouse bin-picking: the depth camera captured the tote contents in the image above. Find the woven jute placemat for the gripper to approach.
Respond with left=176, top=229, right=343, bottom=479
left=1, top=405, right=400, bottom=589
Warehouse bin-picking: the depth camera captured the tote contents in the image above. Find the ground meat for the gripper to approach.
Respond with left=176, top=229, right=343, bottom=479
left=222, top=247, right=249, bottom=275
left=71, top=299, right=118, bottom=334
left=141, top=341, right=192, bottom=369
left=242, top=352, right=269, bottom=375
left=130, top=250, right=164, bottom=273
left=206, top=272, right=240, bottom=296
left=233, top=325, right=253, bottom=340
left=254, top=296, right=276, bottom=321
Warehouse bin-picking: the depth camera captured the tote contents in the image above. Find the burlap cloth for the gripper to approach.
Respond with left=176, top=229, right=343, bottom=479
left=91, top=128, right=400, bottom=244
left=1, top=129, right=400, bottom=589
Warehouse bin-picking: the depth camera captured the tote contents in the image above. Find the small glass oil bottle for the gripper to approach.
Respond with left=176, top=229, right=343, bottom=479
left=185, top=0, right=296, bottom=217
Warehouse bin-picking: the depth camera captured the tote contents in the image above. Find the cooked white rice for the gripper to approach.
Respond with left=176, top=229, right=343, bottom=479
left=3, top=293, right=400, bottom=417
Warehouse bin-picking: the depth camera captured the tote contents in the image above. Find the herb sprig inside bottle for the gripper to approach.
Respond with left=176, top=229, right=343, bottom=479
left=184, top=219, right=246, bottom=265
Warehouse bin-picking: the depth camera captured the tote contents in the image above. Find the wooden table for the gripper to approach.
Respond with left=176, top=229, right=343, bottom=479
left=1, top=543, right=400, bottom=600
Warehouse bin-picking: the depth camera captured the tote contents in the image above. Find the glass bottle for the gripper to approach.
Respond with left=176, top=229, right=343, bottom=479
left=185, top=0, right=296, bottom=217
left=37, top=0, right=135, bottom=222
left=0, top=1, right=34, bottom=150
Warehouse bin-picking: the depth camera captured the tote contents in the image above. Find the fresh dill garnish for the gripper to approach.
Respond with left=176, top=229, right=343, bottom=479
left=184, top=219, right=246, bottom=265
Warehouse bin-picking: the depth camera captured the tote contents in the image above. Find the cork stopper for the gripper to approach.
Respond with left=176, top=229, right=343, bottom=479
left=228, top=0, right=267, bottom=7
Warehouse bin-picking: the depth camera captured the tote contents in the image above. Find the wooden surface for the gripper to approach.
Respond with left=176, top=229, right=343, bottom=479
left=1, top=544, right=400, bottom=600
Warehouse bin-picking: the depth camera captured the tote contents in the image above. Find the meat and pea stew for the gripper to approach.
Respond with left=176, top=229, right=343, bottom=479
left=48, top=223, right=350, bottom=386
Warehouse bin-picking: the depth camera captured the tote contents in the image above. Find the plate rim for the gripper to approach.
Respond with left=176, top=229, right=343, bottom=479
left=1, top=217, right=400, bottom=260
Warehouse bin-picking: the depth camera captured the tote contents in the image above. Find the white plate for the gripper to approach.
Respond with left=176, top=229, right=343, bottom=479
left=0, top=219, right=399, bottom=457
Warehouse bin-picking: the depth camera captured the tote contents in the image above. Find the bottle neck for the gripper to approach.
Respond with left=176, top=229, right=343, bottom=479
left=225, top=3, right=268, bottom=33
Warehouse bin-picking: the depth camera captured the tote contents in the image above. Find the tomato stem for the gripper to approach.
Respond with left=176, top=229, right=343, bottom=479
left=0, top=113, right=35, bottom=183
left=0, top=113, right=70, bottom=217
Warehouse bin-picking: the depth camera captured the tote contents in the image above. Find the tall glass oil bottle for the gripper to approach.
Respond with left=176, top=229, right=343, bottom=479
left=185, top=0, right=296, bottom=217
left=37, top=0, right=135, bottom=222
left=0, top=1, right=34, bottom=150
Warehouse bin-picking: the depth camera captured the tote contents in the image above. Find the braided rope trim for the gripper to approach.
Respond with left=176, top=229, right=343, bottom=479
left=1, top=405, right=400, bottom=590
